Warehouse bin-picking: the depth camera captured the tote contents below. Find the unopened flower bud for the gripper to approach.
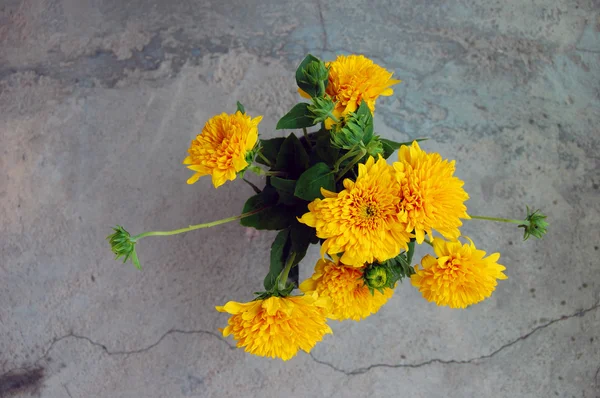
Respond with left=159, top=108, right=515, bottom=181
left=364, top=265, right=388, bottom=291
left=305, top=60, right=329, bottom=85
left=107, top=226, right=141, bottom=269
left=308, top=97, right=335, bottom=124
left=520, top=207, right=549, bottom=240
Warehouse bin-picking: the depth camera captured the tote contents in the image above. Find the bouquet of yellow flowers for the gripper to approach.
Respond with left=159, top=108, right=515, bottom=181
left=107, top=54, right=548, bottom=361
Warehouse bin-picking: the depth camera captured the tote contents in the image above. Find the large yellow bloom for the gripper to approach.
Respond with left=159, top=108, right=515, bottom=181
left=300, top=257, right=394, bottom=321
left=326, top=54, right=400, bottom=117
left=183, top=111, right=262, bottom=188
left=393, top=141, right=470, bottom=244
left=299, top=156, right=412, bottom=267
left=411, top=238, right=507, bottom=308
left=216, top=293, right=332, bottom=361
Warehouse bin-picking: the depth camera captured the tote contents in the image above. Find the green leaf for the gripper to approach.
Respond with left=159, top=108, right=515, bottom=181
left=276, top=103, right=317, bottom=130
left=274, top=134, right=309, bottom=178
left=288, top=221, right=315, bottom=265
left=240, top=186, right=293, bottom=230
left=236, top=101, right=245, bottom=114
left=294, top=162, right=335, bottom=201
left=380, top=138, right=428, bottom=159
left=257, top=137, right=285, bottom=167
left=313, top=133, right=339, bottom=166
left=295, top=54, right=327, bottom=98
left=271, top=177, right=299, bottom=206
left=265, top=228, right=290, bottom=290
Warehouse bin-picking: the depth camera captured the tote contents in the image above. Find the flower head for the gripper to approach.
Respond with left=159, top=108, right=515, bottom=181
left=216, top=293, right=331, bottom=361
left=393, top=141, right=470, bottom=244
left=326, top=54, right=400, bottom=117
left=184, top=111, right=262, bottom=188
left=299, top=156, right=412, bottom=267
left=300, top=258, right=394, bottom=321
left=106, top=225, right=140, bottom=269
left=411, top=238, right=507, bottom=308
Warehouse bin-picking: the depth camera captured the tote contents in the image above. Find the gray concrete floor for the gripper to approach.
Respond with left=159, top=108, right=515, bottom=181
left=1, top=0, right=599, bottom=397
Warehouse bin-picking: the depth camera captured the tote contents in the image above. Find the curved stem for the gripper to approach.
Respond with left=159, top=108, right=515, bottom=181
left=132, top=207, right=268, bottom=241
left=468, top=214, right=525, bottom=225
left=333, top=148, right=359, bottom=172
left=422, top=239, right=434, bottom=247
left=278, top=253, right=297, bottom=292
left=335, top=148, right=366, bottom=182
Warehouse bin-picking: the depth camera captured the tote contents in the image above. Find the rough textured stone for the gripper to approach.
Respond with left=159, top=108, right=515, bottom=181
left=0, top=0, right=598, bottom=397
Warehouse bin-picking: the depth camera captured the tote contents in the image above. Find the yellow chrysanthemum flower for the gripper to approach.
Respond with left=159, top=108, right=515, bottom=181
left=299, top=54, right=400, bottom=128
left=411, top=238, right=507, bottom=308
left=183, top=111, right=262, bottom=188
left=299, top=156, right=412, bottom=267
left=393, top=141, right=470, bottom=244
left=300, top=257, right=394, bottom=321
left=216, top=293, right=332, bottom=361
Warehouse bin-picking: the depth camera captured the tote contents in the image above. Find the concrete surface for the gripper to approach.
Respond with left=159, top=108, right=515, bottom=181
left=1, top=0, right=599, bottom=397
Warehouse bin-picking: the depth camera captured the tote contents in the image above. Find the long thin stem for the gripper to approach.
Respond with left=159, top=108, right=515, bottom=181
left=302, top=127, right=313, bottom=150
left=468, top=214, right=525, bottom=225
left=132, top=207, right=267, bottom=241
left=422, top=239, right=433, bottom=247
left=278, top=252, right=297, bottom=292
left=336, top=148, right=366, bottom=182
left=256, top=151, right=272, bottom=167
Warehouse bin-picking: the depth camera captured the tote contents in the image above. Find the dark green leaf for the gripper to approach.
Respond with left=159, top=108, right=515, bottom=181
left=240, top=186, right=293, bottom=230
left=380, top=138, right=428, bottom=159
left=288, top=221, right=315, bottom=266
left=274, top=134, right=309, bottom=179
left=271, top=177, right=299, bottom=205
left=264, top=228, right=290, bottom=290
left=276, top=103, right=317, bottom=130
left=257, top=137, right=285, bottom=167
left=294, top=162, right=335, bottom=201
left=313, top=133, right=339, bottom=166
left=236, top=101, right=245, bottom=114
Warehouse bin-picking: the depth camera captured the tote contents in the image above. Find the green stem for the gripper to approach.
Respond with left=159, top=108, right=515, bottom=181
left=336, top=148, right=366, bottom=182
left=256, top=151, right=272, bottom=167
left=422, top=239, right=434, bottom=247
left=132, top=207, right=267, bottom=241
left=302, top=127, right=313, bottom=150
left=241, top=178, right=261, bottom=194
left=333, top=146, right=360, bottom=172
left=406, top=241, right=416, bottom=265
left=468, top=214, right=525, bottom=225
left=278, top=252, right=297, bottom=292
left=248, top=165, right=285, bottom=178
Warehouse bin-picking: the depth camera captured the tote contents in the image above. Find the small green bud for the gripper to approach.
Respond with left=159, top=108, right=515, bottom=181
left=520, top=207, right=549, bottom=240
left=107, top=226, right=141, bottom=269
left=305, top=60, right=328, bottom=84
left=308, top=97, right=335, bottom=124
left=365, top=266, right=388, bottom=289
left=365, top=136, right=384, bottom=158
left=330, top=109, right=374, bottom=150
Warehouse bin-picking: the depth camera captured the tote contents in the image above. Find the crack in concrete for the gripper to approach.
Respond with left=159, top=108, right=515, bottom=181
left=310, top=302, right=600, bottom=376
left=316, top=0, right=328, bottom=51
left=63, top=383, right=74, bottom=398
left=0, top=329, right=234, bottom=381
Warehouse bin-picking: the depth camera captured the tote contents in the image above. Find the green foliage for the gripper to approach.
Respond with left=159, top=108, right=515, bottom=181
left=257, top=137, right=285, bottom=167
left=330, top=101, right=375, bottom=150
left=270, top=176, right=299, bottom=206
left=274, top=134, right=309, bottom=179
left=236, top=101, right=245, bottom=114
left=363, top=248, right=416, bottom=294
left=240, top=186, right=294, bottom=230
left=294, top=162, right=335, bottom=201
left=276, top=103, right=318, bottom=130
left=295, top=54, right=328, bottom=98
left=308, top=97, right=335, bottom=124
left=263, top=221, right=317, bottom=291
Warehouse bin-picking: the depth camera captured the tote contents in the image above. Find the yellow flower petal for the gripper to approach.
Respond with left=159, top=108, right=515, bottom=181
left=411, top=238, right=507, bottom=308
left=216, top=295, right=332, bottom=361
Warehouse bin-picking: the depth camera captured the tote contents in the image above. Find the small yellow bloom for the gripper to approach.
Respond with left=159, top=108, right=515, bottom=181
left=299, top=156, right=412, bottom=267
left=411, top=238, right=507, bottom=308
left=183, top=111, right=262, bottom=188
left=393, top=141, right=470, bottom=244
left=300, top=257, right=394, bottom=321
left=216, top=293, right=332, bottom=361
